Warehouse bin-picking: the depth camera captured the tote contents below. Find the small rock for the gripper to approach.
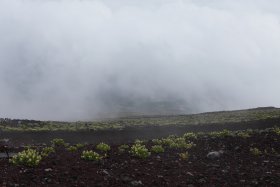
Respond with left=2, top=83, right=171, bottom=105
left=0, top=139, right=9, bottom=146
left=186, top=172, right=194, bottom=176
left=207, top=151, right=223, bottom=159
left=44, top=168, right=52, bottom=172
left=198, top=178, right=206, bottom=184
left=100, top=169, right=110, bottom=176
left=130, top=180, right=143, bottom=186
left=222, top=169, right=228, bottom=173
left=234, top=146, right=240, bottom=151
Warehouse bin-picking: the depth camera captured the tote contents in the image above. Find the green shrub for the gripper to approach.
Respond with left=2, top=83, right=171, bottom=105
left=169, top=138, right=186, bottom=149
left=51, top=138, right=66, bottom=146
left=96, top=142, right=111, bottom=152
left=75, top=143, right=85, bottom=149
left=10, top=149, right=42, bottom=167
left=236, top=131, right=250, bottom=138
left=179, top=151, right=189, bottom=160
left=167, top=135, right=177, bottom=139
left=209, top=129, right=232, bottom=138
left=134, top=139, right=145, bottom=144
left=161, top=138, right=174, bottom=146
left=164, top=137, right=196, bottom=149
left=118, top=144, right=129, bottom=153
left=250, top=147, right=262, bottom=156
left=152, top=139, right=162, bottom=145
left=197, top=132, right=206, bottom=137
left=130, top=144, right=150, bottom=159
left=151, top=145, right=164, bottom=153
left=273, top=127, right=280, bottom=135
left=81, top=150, right=102, bottom=161
left=41, top=147, right=55, bottom=157
left=183, top=132, right=197, bottom=140
left=67, top=146, right=78, bottom=152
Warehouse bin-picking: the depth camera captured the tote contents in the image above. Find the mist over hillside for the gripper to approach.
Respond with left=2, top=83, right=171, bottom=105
left=0, top=0, right=280, bottom=120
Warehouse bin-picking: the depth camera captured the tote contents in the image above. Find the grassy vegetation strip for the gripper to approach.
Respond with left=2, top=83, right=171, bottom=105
left=1, top=107, right=280, bottom=132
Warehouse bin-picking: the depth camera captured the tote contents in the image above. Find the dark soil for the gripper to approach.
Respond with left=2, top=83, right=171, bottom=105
left=1, top=128, right=280, bottom=186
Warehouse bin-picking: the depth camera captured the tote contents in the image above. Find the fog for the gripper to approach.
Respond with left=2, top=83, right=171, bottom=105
left=0, top=0, right=280, bottom=120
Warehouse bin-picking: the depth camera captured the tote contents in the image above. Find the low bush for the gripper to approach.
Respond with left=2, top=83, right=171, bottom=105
left=10, top=149, right=42, bottom=167
left=152, top=139, right=162, bottom=145
left=273, top=127, right=280, bottom=135
left=161, top=138, right=174, bottom=146
left=179, top=151, right=189, bottom=160
left=209, top=129, right=233, bottom=138
left=81, top=150, right=102, bottom=161
left=170, top=139, right=195, bottom=149
left=250, top=147, right=262, bottom=156
left=130, top=144, right=150, bottom=159
left=151, top=145, right=164, bottom=153
left=96, top=142, right=111, bottom=152
left=51, top=138, right=66, bottom=146
left=118, top=144, right=129, bottom=153
left=134, top=139, right=145, bottom=144
left=67, top=146, right=78, bottom=152
left=183, top=132, right=197, bottom=140
left=162, top=136, right=196, bottom=149
left=236, top=131, right=250, bottom=138
left=41, top=147, right=55, bottom=157
left=75, top=143, right=85, bottom=149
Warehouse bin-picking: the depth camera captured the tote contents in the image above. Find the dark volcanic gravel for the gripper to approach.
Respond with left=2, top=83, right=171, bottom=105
left=1, top=128, right=280, bottom=186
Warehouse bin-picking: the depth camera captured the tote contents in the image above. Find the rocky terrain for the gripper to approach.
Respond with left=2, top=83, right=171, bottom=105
left=1, top=127, right=280, bottom=186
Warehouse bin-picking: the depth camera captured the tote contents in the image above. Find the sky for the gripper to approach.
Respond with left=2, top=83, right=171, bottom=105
left=0, top=0, right=280, bottom=121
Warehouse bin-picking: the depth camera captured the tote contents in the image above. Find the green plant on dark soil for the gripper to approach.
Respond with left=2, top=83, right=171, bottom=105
left=179, top=151, right=189, bottom=160
left=134, top=139, right=145, bottom=144
left=130, top=144, right=150, bottom=159
left=67, top=146, right=78, bottom=152
left=209, top=129, right=233, bottom=138
left=10, top=149, right=42, bottom=167
left=151, top=145, right=164, bottom=153
left=75, top=143, right=85, bottom=149
left=236, top=131, right=251, bottom=138
left=250, top=147, right=262, bottom=156
left=273, top=127, right=280, bottom=135
left=81, top=150, right=102, bottom=161
left=183, top=132, right=197, bottom=140
left=118, top=144, right=129, bottom=153
left=96, top=142, right=111, bottom=152
left=51, top=138, right=66, bottom=146
left=41, top=147, right=55, bottom=157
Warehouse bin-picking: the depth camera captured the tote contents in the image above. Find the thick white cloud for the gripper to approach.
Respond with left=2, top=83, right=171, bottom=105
left=0, top=0, right=280, bottom=120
